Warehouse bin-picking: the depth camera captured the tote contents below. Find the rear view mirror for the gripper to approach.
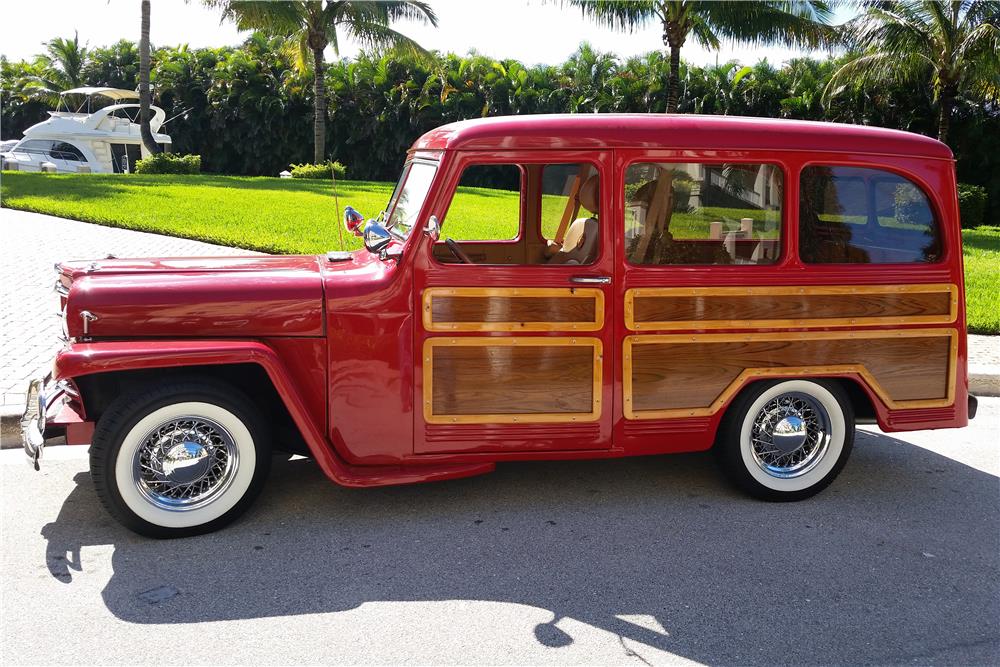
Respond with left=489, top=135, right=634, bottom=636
left=424, top=215, right=441, bottom=241
left=363, top=221, right=393, bottom=254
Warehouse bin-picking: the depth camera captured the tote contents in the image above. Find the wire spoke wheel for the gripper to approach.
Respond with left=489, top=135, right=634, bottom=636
left=132, top=415, right=239, bottom=511
left=748, top=391, right=831, bottom=479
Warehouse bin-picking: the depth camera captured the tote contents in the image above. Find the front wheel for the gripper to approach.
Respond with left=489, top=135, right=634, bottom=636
left=90, top=380, right=271, bottom=538
left=717, top=379, right=854, bottom=501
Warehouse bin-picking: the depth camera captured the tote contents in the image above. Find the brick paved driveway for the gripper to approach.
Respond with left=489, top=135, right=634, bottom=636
left=0, top=209, right=262, bottom=407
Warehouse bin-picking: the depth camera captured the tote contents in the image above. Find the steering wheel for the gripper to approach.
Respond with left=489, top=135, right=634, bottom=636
left=445, top=238, right=474, bottom=264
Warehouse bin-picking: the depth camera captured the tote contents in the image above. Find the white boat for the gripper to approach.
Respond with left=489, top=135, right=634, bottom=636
left=0, top=87, right=172, bottom=174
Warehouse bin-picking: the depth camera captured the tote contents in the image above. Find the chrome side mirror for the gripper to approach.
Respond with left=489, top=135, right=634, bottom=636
left=344, top=205, right=365, bottom=237
left=363, top=221, right=393, bottom=254
left=424, top=215, right=441, bottom=241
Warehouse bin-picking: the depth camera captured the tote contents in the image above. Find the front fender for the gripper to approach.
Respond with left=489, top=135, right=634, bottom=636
left=52, top=339, right=345, bottom=472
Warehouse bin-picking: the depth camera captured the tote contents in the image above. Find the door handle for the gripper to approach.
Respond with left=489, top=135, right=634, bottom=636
left=570, top=275, right=612, bottom=285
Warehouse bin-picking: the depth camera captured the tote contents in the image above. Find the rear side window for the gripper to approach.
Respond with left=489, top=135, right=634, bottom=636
left=624, top=162, right=783, bottom=266
left=799, top=166, right=942, bottom=264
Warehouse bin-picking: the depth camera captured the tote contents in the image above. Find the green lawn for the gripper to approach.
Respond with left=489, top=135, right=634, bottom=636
left=962, top=226, right=1000, bottom=335
left=2, top=171, right=997, bottom=333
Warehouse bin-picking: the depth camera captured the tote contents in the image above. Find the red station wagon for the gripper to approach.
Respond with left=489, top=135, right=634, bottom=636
left=23, top=115, right=977, bottom=537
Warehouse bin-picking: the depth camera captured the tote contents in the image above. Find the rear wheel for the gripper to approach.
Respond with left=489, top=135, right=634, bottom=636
left=717, top=379, right=854, bottom=501
left=90, top=380, right=271, bottom=538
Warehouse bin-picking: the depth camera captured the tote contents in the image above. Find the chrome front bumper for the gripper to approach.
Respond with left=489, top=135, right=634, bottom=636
left=21, top=377, right=48, bottom=469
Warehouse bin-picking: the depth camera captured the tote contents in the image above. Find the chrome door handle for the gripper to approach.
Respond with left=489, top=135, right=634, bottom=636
left=570, top=275, right=611, bottom=285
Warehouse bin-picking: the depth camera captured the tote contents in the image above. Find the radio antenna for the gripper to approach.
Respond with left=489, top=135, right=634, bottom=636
left=331, top=162, right=345, bottom=251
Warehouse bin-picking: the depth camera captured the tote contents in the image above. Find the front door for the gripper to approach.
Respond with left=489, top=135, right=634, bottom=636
left=412, top=151, right=615, bottom=455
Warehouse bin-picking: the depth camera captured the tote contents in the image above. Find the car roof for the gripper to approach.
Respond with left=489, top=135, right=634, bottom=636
left=411, top=113, right=953, bottom=160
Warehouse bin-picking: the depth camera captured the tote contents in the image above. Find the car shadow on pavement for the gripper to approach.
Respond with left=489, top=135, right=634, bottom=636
left=40, top=430, right=999, bottom=665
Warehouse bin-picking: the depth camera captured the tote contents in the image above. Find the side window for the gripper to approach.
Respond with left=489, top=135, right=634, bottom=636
left=436, top=161, right=600, bottom=266
left=625, top=162, right=783, bottom=265
left=799, top=166, right=942, bottom=264
left=18, top=139, right=84, bottom=161
left=443, top=164, right=522, bottom=241
left=50, top=141, right=85, bottom=161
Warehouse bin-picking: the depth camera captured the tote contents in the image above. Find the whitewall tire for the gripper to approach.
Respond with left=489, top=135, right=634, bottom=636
left=717, top=379, right=854, bottom=501
left=90, top=380, right=271, bottom=538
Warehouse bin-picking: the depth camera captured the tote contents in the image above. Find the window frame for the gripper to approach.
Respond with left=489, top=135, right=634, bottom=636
left=621, top=157, right=788, bottom=268
left=436, top=162, right=527, bottom=245
left=797, top=163, right=946, bottom=266
left=429, top=155, right=605, bottom=269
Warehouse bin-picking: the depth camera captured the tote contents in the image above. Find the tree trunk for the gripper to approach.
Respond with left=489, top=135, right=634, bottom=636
left=666, top=44, right=682, bottom=113
left=138, top=0, right=161, bottom=155
left=937, top=93, right=953, bottom=145
left=312, top=46, right=327, bottom=165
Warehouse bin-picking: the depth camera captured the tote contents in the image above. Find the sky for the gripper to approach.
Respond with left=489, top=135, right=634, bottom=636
left=1, top=0, right=854, bottom=67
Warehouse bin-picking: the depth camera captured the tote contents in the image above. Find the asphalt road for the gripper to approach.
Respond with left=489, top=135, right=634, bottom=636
left=2, top=401, right=998, bottom=666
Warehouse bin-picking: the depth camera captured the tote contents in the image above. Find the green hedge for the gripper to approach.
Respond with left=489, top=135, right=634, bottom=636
left=958, top=183, right=988, bottom=228
left=134, top=153, right=201, bottom=175
left=290, top=161, right=347, bottom=179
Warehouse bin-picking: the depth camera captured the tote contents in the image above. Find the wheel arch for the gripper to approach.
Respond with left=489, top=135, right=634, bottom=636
left=53, top=340, right=349, bottom=480
left=715, top=372, right=880, bottom=429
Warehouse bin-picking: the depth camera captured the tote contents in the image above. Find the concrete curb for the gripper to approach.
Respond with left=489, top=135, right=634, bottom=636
left=1, top=404, right=23, bottom=450
left=970, top=365, right=1000, bottom=399
left=2, top=367, right=998, bottom=450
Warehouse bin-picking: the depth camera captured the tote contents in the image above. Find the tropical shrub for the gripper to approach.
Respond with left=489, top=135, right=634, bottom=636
left=290, top=161, right=347, bottom=179
left=134, top=153, right=201, bottom=174
left=958, top=184, right=988, bottom=229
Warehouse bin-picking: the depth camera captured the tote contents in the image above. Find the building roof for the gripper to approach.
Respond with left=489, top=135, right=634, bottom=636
left=60, top=87, right=140, bottom=101
left=411, top=114, right=952, bottom=160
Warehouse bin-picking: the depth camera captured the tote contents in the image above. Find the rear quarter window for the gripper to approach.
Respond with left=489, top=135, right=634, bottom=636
left=799, top=166, right=943, bottom=264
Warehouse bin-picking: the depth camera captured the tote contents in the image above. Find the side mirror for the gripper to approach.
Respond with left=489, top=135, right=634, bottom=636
left=424, top=215, right=441, bottom=242
left=344, top=205, right=365, bottom=237
left=363, top=221, right=393, bottom=254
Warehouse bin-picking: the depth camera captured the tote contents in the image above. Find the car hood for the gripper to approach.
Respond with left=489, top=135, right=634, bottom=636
left=58, top=255, right=327, bottom=339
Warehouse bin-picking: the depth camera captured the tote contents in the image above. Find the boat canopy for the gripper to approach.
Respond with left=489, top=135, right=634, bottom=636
left=60, top=87, right=139, bottom=101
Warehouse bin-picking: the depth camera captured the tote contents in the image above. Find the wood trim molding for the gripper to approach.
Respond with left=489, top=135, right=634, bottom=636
left=423, top=287, right=605, bottom=332
left=623, top=328, right=958, bottom=420
left=423, top=336, right=603, bottom=424
left=624, top=283, right=958, bottom=331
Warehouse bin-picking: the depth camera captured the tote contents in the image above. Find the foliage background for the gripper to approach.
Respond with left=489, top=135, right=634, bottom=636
left=2, top=35, right=998, bottom=219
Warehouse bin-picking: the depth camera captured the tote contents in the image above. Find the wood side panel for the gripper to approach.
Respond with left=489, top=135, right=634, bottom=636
left=625, top=284, right=957, bottom=330
left=424, top=287, right=603, bottom=332
left=424, top=337, right=603, bottom=424
left=624, top=329, right=956, bottom=419
left=634, top=291, right=951, bottom=325
left=433, top=295, right=595, bottom=324
left=433, top=346, right=592, bottom=415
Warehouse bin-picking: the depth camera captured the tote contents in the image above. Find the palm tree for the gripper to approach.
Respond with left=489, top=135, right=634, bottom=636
left=25, top=32, right=88, bottom=102
left=139, top=0, right=162, bottom=154
left=567, top=0, right=836, bottom=113
left=208, top=0, right=437, bottom=164
left=825, top=1, right=1000, bottom=144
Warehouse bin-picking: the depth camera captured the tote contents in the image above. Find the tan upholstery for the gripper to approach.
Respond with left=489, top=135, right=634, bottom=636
left=548, top=175, right=600, bottom=265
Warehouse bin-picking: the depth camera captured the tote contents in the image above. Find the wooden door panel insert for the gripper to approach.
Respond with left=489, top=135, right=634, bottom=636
left=423, top=287, right=604, bottom=332
left=423, top=337, right=602, bottom=424
left=624, top=328, right=957, bottom=420
left=625, top=284, right=957, bottom=331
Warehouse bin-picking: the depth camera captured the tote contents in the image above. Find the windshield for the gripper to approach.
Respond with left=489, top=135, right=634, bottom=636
left=385, top=161, right=437, bottom=237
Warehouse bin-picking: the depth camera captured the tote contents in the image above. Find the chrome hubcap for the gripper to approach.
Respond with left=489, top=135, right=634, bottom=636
left=750, top=392, right=830, bottom=478
left=133, top=417, right=238, bottom=511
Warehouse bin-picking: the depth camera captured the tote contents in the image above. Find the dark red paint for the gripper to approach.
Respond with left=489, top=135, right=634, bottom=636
left=41, top=115, right=970, bottom=487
